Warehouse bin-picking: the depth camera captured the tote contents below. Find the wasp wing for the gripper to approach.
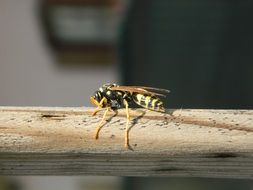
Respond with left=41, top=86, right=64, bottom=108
left=128, top=86, right=170, bottom=94
left=110, top=86, right=169, bottom=97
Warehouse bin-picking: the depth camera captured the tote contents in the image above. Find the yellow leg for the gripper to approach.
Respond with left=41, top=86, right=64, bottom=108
left=91, top=97, right=106, bottom=116
left=92, top=107, right=101, bottom=116
left=124, top=100, right=130, bottom=149
left=94, top=107, right=109, bottom=139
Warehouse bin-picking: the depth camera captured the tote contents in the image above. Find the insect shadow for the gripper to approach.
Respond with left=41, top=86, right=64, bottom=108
left=105, top=110, right=118, bottom=123
left=127, top=109, right=146, bottom=151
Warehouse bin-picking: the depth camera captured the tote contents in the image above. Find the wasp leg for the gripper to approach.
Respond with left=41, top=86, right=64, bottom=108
left=92, top=97, right=106, bottom=116
left=94, top=107, right=109, bottom=139
left=123, top=99, right=130, bottom=149
left=92, top=107, right=101, bottom=116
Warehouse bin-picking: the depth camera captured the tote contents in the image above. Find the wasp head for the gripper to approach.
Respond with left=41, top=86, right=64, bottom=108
left=90, top=91, right=107, bottom=108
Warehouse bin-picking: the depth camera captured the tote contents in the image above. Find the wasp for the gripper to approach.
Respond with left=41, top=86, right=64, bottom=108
left=90, top=83, right=170, bottom=149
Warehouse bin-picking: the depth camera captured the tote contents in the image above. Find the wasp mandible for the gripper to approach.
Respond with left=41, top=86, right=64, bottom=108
left=90, top=83, right=170, bottom=149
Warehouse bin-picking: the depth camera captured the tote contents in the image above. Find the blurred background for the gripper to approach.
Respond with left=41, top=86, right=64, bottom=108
left=0, top=0, right=253, bottom=189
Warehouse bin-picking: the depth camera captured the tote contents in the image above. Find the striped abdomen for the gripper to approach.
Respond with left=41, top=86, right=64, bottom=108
left=132, top=93, right=165, bottom=112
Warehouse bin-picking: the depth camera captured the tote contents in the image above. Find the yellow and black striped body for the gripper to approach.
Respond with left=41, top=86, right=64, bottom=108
left=91, top=83, right=165, bottom=112
left=132, top=93, right=165, bottom=112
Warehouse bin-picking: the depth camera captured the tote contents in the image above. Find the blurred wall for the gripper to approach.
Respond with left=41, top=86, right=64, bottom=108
left=120, top=0, right=253, bottom=109
left=0, top=0, right=120, bottom=190
left=0, top=0, right=118, bottom=107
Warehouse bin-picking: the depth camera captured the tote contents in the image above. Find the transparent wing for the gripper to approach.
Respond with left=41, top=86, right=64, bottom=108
left=110, top=86, right=170, bottom=97
left=128, top=86, right=170, bottom=94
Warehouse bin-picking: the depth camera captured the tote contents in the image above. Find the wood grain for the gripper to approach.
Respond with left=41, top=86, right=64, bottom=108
left=0, top=106, right=252, bottom=178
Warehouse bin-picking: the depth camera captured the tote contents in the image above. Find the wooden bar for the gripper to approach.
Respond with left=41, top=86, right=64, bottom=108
left=0, top=107, right=252, bottom=178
